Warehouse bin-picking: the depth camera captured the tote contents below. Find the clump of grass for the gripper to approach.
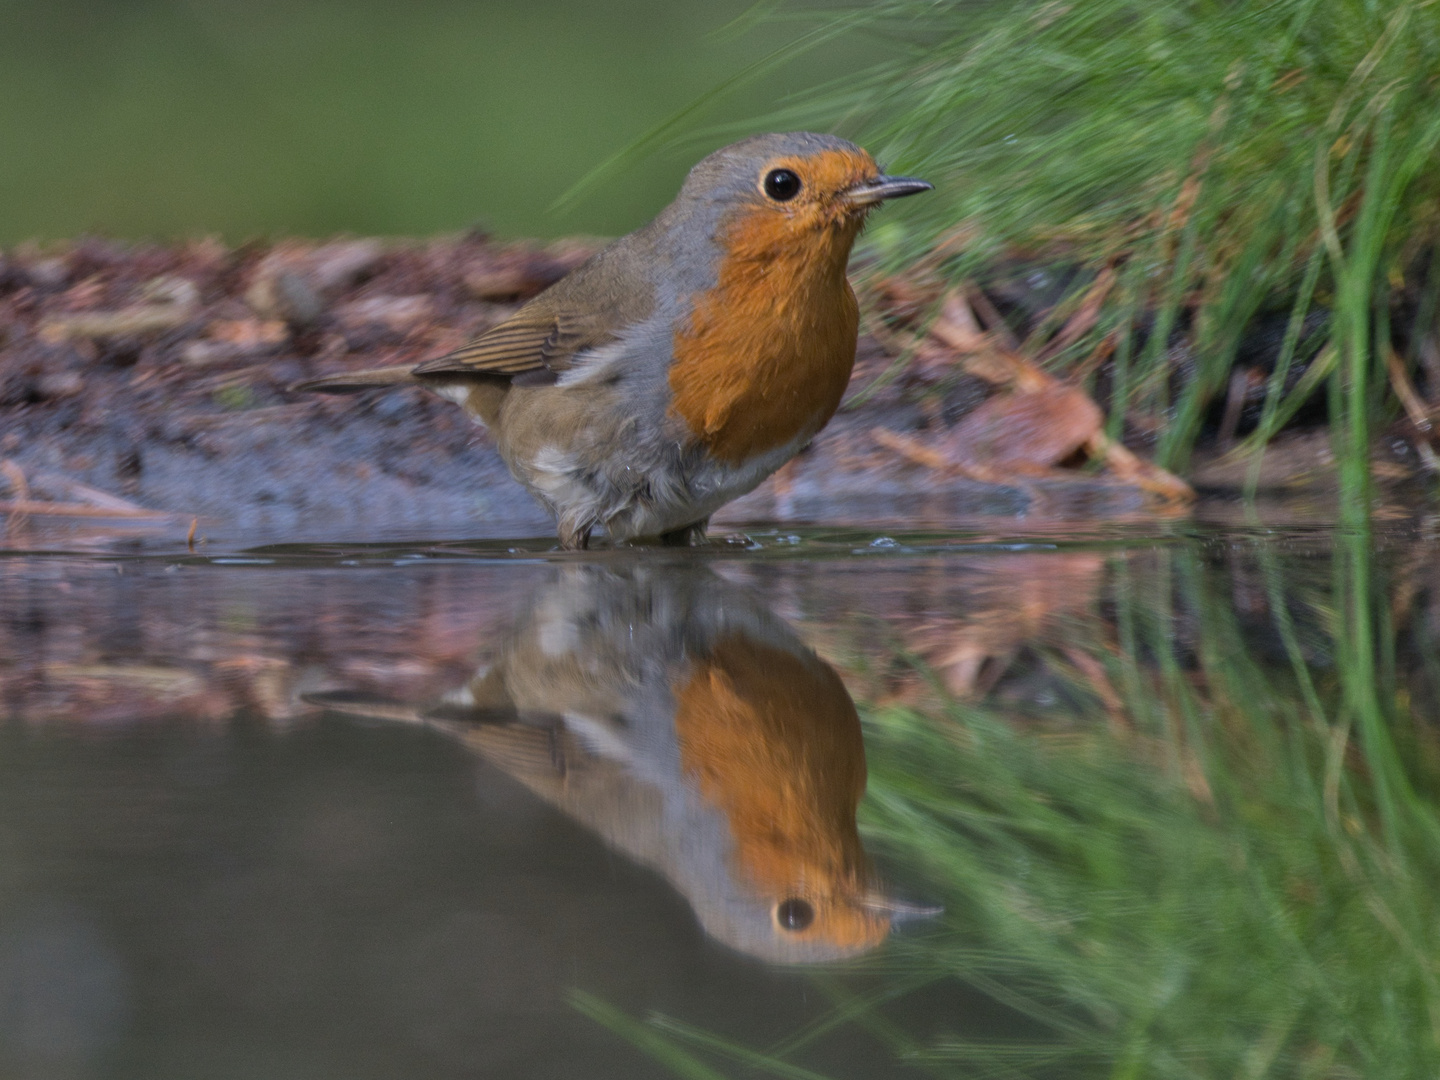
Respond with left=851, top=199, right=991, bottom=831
left=843, top=537, right=1440, bottom=1078
left=579, top=534, right=1440, bottom=1078
left=752, top=0, right=1440, bottom=501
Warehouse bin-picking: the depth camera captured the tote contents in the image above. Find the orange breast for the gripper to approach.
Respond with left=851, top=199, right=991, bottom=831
left=668, top=200, right=863, bottom=464
left=672, top=635, right=867, bottom=896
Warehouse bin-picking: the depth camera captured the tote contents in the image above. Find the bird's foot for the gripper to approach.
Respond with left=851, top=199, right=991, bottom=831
left=658, top=519, right=711, bottom=547
left=557, top=519, right=594, bottom=551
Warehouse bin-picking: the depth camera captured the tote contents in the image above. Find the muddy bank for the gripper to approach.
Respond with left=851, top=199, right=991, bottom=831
left=0, top=233, right=1365, bottom=545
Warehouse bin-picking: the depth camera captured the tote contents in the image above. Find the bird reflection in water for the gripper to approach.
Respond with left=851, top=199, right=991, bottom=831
left=308, top=564, right=934, bottom=963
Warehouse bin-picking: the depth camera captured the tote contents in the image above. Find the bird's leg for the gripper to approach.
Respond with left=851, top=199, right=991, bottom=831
left=658, top=518, right=710, bottom=547
left=557, top=517, right=593, bottom=551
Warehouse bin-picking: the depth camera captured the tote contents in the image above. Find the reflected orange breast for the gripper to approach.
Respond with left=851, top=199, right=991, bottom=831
left=672, top=635, right=868, bottom=903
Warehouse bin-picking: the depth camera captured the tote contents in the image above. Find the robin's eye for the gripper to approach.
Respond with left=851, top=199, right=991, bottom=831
left=763, top=168, right=802, bottom=202
left=775, top=898, right=814, bottom=931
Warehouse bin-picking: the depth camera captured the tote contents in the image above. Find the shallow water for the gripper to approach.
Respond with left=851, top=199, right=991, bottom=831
left=3, top=519, right=1438, bottom=1078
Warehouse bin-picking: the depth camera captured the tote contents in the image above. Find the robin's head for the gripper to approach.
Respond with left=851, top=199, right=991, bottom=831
left=672, top=132, right=931, bottom=242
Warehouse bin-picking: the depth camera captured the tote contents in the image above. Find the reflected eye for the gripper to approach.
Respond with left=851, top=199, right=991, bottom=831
left=775, top=898, right=814, bottom=931
left=763, top=168, right=802, bottom=202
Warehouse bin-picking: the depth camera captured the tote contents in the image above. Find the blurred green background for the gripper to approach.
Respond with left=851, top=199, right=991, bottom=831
left=0, top=0, right=883, bottom=244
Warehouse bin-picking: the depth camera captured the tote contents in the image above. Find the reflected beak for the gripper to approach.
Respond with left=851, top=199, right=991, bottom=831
left=842, top=174, right=934, bottom=208
left=858, top=893, right=945, bottom=924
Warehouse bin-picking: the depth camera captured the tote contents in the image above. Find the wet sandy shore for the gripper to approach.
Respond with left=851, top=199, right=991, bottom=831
left=0, top=235, right=1174, bottom=543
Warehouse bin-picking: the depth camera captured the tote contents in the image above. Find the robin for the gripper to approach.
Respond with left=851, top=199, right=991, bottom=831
left=297, top=133, right=930, bottom=548
left=307, top=563, right=937, bottom=963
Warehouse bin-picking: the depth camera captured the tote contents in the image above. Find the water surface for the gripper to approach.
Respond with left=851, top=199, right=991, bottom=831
left=3, top=520, right=1437, bottom=1078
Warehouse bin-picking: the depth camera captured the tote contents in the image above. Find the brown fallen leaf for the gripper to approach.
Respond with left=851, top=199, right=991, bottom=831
left=872, top=427, right=977, bottom=476
left=39, top=304, right=194, bottom=342
left=38, top=276, right=200, bottom=342
left=1061, top=645, right=1129, bottom=732
left=44, top=663, right=207, bottom=696
left=1386, top=347, right=1434, bottom=434
left=207, top=318, right=288, bottom=349
left=964, top=283, right=1021, bottom=349
left=1088, top=433, right=1196, bottom=502
left=930, top=290, right=1048, bottom=389
left=464, top=265, right=551, bottom=301
left=28, top=662, right=231, bottom=724
left=216, top=655, right=296, bottom=721
left=246, top=239, right=385, bottom=327
left=1189, top=431, right=1335, bottom=490
left=0, top=499, right=173, bottom=519
left=928, top=288, right=988, bottom=354
left=867, top=274, right=940, bottom=326
left=462, top=245, right=585, bottom=301
left=1037, top=265, right=1117, bottom=360
left=0, top=459, right=29, bottom=500
left=904, top=552, right=1106, bottom=697
left=942, top=383, right=1103, bottom=473
left=180, top=341, right=261, bottom=367
left=334, top=295, right=435, bottom=332
left=1067, top=328, right=1120, bottom=383
left=29, top=471, right=158, bottom=514
left=918, top=288, right=1194, bottom=503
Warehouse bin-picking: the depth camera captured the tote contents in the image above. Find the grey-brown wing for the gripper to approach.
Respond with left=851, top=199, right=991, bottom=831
left=411, top=308, right=619, bottom=382
left=411, top=243, right=656, bottom=382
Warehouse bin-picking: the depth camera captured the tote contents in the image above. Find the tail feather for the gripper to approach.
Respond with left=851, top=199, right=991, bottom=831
left=291, top=365, right=421, bottom=393
left=303, top=687, right=526, bottom=735
left=301, top=689, right=420, bottom=721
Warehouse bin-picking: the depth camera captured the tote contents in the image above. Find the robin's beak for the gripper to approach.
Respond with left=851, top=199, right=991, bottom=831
left=857, top=892, right=944, bottom=923
left=842, top=174, right=934, bottom=208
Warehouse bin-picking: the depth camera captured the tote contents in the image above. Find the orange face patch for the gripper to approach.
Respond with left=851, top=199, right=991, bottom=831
left=752, top=147, right=881, bottom=230
left=667, top=148, right=876, bottom=463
